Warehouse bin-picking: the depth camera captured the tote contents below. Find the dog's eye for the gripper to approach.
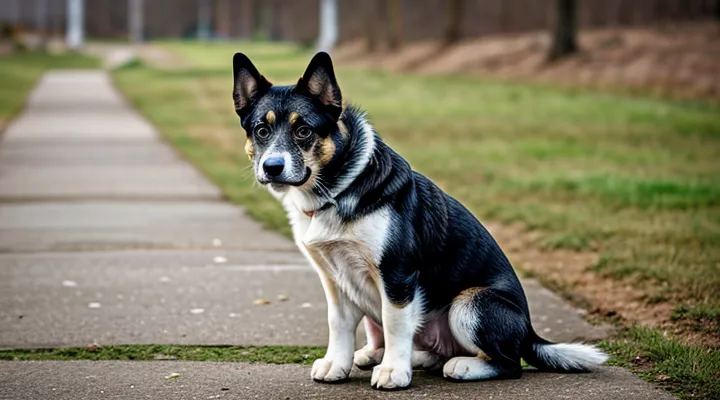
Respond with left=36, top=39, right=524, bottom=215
left=294, top=126, right=312, bottom=140
left=254, top=125, right=270, bottom=139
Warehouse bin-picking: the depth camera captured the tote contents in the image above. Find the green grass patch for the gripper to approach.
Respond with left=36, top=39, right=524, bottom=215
left=0, top=344, right=325, bottom=365
left=602, top=326, right=720, bottom=400
left=0, top=51, right=99, bottom=121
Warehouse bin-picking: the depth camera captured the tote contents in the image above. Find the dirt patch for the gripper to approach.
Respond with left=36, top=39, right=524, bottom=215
left=484, top=221, right=717, bottom=347
left=337, top=21, right=720, bottom=101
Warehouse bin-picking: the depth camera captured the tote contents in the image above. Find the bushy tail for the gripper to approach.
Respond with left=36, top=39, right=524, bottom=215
left=522, top=331, right=608, bottom=372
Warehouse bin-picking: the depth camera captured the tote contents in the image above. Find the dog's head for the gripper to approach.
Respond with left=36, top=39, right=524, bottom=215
left=232, top=52, right=342, bottom=192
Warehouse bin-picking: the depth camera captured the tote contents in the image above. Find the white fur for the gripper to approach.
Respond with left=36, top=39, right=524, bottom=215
left=371, top=287, right=424, bottom=390
left=448, top=296, right=482, bottom=354
left=534, top=342, right=609, bottom=371
left=443, top=357, right=500, bottom=380
left=330, top=119, right=375, bottom=198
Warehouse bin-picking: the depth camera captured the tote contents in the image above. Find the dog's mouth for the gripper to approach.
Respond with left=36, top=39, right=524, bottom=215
left=260, top=167, right=312, bottom=187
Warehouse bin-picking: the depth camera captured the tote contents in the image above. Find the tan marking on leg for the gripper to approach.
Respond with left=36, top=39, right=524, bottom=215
left=304, top=245, right=338, bottom=305
left=245, top=138, right=255, bottom=159
left=289, top=112, right=300, bottom=126
left=454, top=287, right=486, bottom=303
left=265, top=110, right=276, bottom=124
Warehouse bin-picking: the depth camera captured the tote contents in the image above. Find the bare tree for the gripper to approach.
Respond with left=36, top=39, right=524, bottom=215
left=443, top=0, right=463, bottom=45
left=547, top=0, right=578, bottom=62
left=197, top=0, right=212, bottom=40
left=215, top=0, right=231, bottom=38
left=364, top=0, right=381, bottom=52
left=387, top=0, right=403, bottom=50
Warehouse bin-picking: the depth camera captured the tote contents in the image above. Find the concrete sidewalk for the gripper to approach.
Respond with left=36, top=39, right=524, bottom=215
left=0, top=70, right=670, bottom=399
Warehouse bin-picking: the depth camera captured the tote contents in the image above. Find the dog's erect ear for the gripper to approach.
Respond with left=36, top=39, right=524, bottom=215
left=233, top=53, right=271, bottom=119
left=297, top=52, right=342, bottom=120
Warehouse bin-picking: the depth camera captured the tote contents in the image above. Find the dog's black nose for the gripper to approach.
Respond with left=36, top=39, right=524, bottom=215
left=263, top=157, right=285, bottom=177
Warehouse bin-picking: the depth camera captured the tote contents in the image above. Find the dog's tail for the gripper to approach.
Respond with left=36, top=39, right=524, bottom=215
left=521, top=331, right=608, bottom=372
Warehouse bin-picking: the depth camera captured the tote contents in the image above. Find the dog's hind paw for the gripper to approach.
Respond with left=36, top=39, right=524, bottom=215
left=354, top=346, right=384, bottom=370
left=311, top=358, right=350, bottom=383
left=371, top=363, right=412, bottom=390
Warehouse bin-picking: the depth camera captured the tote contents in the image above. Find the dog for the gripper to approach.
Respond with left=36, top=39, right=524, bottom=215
left=232, top=51, right=608, bottom=390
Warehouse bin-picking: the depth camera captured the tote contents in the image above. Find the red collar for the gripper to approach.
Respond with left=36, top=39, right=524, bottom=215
left=304, top=210, right=316, bottom=218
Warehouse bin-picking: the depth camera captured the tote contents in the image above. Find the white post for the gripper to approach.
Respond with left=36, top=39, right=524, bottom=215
left=129, top=0, right=144, bottom=43
left=317, top=0, right=338, bottom=52
left=66, top=0, right=84, bottom=51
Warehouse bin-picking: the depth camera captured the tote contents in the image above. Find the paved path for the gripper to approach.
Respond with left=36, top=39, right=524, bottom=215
left=0, top=70, right=669, bottom=399
left=0, top=361, right=673, bottom=400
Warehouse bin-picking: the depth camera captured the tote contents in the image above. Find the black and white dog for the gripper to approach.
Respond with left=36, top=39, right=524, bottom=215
left=232, top=51, right=607, bottom=390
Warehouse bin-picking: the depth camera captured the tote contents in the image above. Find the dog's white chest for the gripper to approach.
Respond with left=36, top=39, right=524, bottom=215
left=288, top=205, right=392, bottom=321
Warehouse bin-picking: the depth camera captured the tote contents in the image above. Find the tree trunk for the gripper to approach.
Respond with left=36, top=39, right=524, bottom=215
left=387, top=0, right=403, bottom=50
left=197, top=0, right=212, bottom=40
left=443, top=0, right=462, bottom=45
left=547, top=0, right=578, bottom=62
left=364, top=0, right=381, bottom=52
left=215, top=0, right=231, bottom=38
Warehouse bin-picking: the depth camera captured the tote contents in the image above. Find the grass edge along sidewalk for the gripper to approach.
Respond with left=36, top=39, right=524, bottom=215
left=0, top=51, right=99, bottom=124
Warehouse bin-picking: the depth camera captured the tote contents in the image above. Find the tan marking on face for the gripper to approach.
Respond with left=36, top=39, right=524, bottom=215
left=319, top=136, right=336, bottom=166
left=289, top=112, right=300, bottom=126
left=245, top=137, right=255, bottom=159
left=265, top=110, right=276, bottom=124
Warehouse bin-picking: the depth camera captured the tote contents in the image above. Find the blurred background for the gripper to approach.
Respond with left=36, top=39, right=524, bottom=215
left=0, top=1, right=718, bottom=398
left=1, top=0, right=719, bottom=97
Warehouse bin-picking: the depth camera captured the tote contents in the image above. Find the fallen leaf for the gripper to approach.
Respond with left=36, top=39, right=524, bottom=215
left=253, top=299, right=271, bottom=305
left=656, top=374, right=671, bottom=381
left=276, top=294, right=289, bottom=302
left=165, top=372, right=181, bottom=379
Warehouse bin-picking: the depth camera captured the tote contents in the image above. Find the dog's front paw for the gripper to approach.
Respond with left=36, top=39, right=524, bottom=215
left=311, top=358, right=350, bottom=383
left=371, top=362, right=412, bottom=390
left=354, top=346, right=384, bottom=370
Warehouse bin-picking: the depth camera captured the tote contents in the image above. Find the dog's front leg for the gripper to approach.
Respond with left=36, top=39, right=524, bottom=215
left=371, top=290, right=422, bottom=390
left=309, top=263, right=363, bottom=382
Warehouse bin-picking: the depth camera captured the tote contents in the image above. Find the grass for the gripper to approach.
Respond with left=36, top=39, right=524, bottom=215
left=0, top=51, right=99, bottom=123
left=0, top=345, right=324, bottom=364
left=111, top=41, right=720, bottom=398
left=603, top=326, right=720, bottom=400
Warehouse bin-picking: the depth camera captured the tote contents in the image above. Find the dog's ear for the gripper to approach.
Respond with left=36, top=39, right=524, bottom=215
left=233, top=53, right=271, bottom=119
left=297, top=52, right=342, bottom=120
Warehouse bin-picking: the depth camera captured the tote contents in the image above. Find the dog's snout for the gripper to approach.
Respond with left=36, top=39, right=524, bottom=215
left=263, top=157, right=285, bottom=177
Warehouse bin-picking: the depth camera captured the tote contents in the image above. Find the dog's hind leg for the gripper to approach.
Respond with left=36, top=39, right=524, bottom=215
left=444, top=287, right=526, bottom=381
left=354, top=316, right=385, bottom=369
